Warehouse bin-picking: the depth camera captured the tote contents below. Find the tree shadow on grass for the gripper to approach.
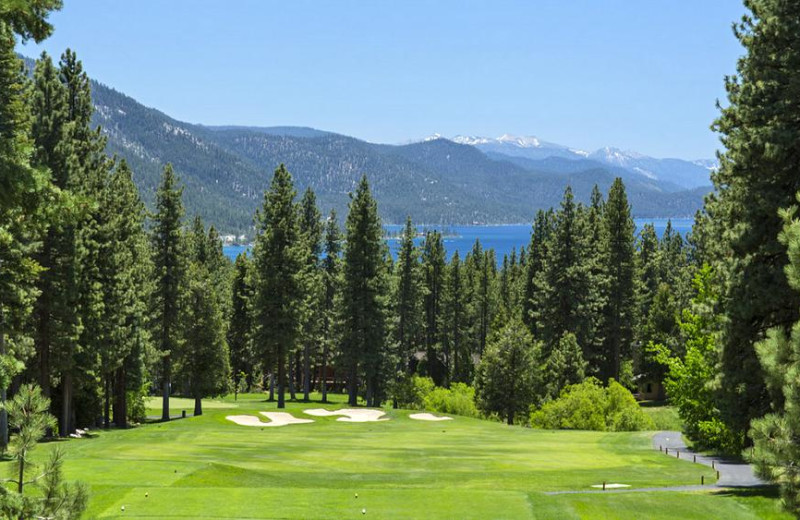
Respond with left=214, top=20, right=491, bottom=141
left=709, top=486, right=780, bottom=499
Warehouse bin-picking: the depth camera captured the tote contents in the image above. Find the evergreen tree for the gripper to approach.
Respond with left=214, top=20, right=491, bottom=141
left=422, top=230, right=446, bottom=384
left=442, top=252, right=469, bottom=384
left=151, top=164, right=186, bottom=421
left=476, top=245, right=497, bottom=357
left=298, top=188, right=322, bottom=401
left=581, top=185, right=608, bottom=372
left=635, top=223, right=660, bottom=337
left=391, top=217, right=424, bottom=397
left=523, top=209, right=553, bottom=335
left=228, top=253, right=253, bottom=399
left=252, top=164, right=303, bottom=409
left=542, top=332, right=586, bottom=401
left=320, top=210, right=341, bottom=403
left=180, top=264, right=230, bottom=416
left=707, top=0, right=800, bottom=442
left=0, top=0, right=62, bottom=44
left=1, top=384, right=87, bottom=520
left=540, top=187, right=592, bottom=356
left=0, top=19, right=51, bottom=449
left=340, top=176, right=389, bottom=406
left=751, top=201, right=800, bottom=513
left=475, top=319, right=539, bottom=425
left=97, top=160, right=150, bottom=428
left=600, top=178, right=635, bottom=382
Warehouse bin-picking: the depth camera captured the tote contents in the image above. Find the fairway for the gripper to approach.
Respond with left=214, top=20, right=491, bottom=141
left=12, top=393, right=787, bottom=519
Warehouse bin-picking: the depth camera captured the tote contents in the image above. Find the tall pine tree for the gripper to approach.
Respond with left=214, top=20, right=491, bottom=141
left=252, top=165, right=303, bottom=409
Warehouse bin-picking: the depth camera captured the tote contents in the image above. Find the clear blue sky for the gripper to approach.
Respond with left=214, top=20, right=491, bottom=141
left=21, top=1, right=746, bottom=159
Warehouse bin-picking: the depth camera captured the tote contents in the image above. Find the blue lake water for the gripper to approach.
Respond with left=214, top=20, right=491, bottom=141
left=224, top=218, right=693, bottom=263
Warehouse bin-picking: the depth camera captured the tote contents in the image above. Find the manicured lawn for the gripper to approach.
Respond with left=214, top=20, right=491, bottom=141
left=8, top=392, right=788, bottom=519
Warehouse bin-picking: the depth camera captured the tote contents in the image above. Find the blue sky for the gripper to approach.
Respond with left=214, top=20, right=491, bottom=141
left=21, top=1, right=746, bottom=159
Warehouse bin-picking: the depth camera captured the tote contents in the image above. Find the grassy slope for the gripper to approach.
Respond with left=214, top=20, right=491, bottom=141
left=10, top=393, right=787, bottom=519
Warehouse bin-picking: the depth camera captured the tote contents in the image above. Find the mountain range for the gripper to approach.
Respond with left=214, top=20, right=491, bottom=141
left=22, top=56, right=713, bottom=235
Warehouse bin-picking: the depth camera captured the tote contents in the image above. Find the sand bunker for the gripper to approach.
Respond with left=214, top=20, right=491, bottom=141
left=226, top=412, right=314, bottom=427
left=590, top=483, right=630, bottom=489
left=304, top=408, right=388, bottom=422
left=409, top=413, right=453, bottom=421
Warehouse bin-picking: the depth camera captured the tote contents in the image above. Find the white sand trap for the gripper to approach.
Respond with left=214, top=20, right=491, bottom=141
left=259, top=412, right=314, bottom=426
left=409, top=413, right=453, bottom=421
left=590, top=483, right=630, bottom=489
left=304, top=408, right=388, bottom=422
left=226, top=412, right=314, bottom=427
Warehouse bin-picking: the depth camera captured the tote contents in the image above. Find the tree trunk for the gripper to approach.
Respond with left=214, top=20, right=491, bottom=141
left=365, top=379, right=374, bottom=408
left=507, top=410, right=514, bottom=426
left=103, top=374, right=110, bottom=428
left=303, top=342, right=311, bottom=401
left=268, top=372, right=275, bottom=401
left=348, top=363, right=358, bottom=406
left=289, top=354, right=297, bottom=401
left=161, top=355, right=171, bottom=421
left=0, top=304, right=7, bottom=450
left=194, top=396, right=202, bottom=416
left=277, top=348, right=285, bottom=409
left=321, top=346, right=328, bottom=403
left=113, top=367, right=127, bottom=428
left=60, top=372, right=72, bottom=436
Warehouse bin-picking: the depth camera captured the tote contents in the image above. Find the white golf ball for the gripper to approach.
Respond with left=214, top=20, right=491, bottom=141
left=362, top=508, right=366, bottom=514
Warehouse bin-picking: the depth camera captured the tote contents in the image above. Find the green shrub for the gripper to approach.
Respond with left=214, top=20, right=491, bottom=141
left=393, top=375, right=435, bottom=409
left=530, top=378, right=655, bottom=431
left=423, top=383, right=479, bottom=418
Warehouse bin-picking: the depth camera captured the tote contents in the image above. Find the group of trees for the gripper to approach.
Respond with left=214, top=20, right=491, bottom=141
left=223, top=165, right=695, bottom=427
left=646, top=1, right=800, bottom=515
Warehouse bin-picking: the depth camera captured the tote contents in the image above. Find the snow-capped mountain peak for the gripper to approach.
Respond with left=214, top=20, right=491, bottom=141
left=452, top=135, right=492, bottom=146
left=496, top=134, right=542, bottom=148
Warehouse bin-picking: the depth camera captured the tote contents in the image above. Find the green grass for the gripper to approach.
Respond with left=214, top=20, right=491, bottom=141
left=641, top=404, right=684, bottom=431
left=7, top=392, right=788, bottom=519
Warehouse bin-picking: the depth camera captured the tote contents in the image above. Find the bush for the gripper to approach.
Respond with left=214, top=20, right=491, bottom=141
left=423, top=383, right=479, bottom=418
left=530, top=378, right=655, bottom=431
left=393, top=375, right=435, bottom=409
left=392, top=376, right=479, bottom=418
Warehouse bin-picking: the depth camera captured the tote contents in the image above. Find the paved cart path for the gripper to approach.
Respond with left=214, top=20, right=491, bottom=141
left=545, top=430, right=765, bottom=495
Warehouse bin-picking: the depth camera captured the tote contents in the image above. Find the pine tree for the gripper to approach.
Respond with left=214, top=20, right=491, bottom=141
left=228, top=253, right=253, bottom=399
left=707, top=0, right=800, bottom=442
left=600, top=178, right=635, bottom=382
left=540, top=187, right=592, bottom=357
left=523, top=210, right=553, bottom=335
left=320, top=210, right=341, bottom=403
left=751, top=200, right=800, bottom=513
left=1, top=384, right=87, bottom=520
left=441, top=251, right=469, bottom=384
left=0, top=18, right=51, bottom=448
left=180, top=264, right=230, bottom=416
left=298, top=188, right=322, bottom=401
left=581, top=185, right=608, bottom=372
left=97, top=160, right=150, bottom=428
left=476, top=246, right=496, bottom=357
left=252, top=164, right=304, bottom=409
left=0, top=0, right=62, bottom=44
left=422, top=230, right=446, bottom=384
left=151, top=164, right=186, bottom=421
left=475, top=319, right=539, bottom=425
left=391, top=217, right=424, bottom=397
left=340, top=176, right=389, bottom=406
left=635, top=223, right=660, bottom=336
left=542, top=332, right=586, bottom=401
